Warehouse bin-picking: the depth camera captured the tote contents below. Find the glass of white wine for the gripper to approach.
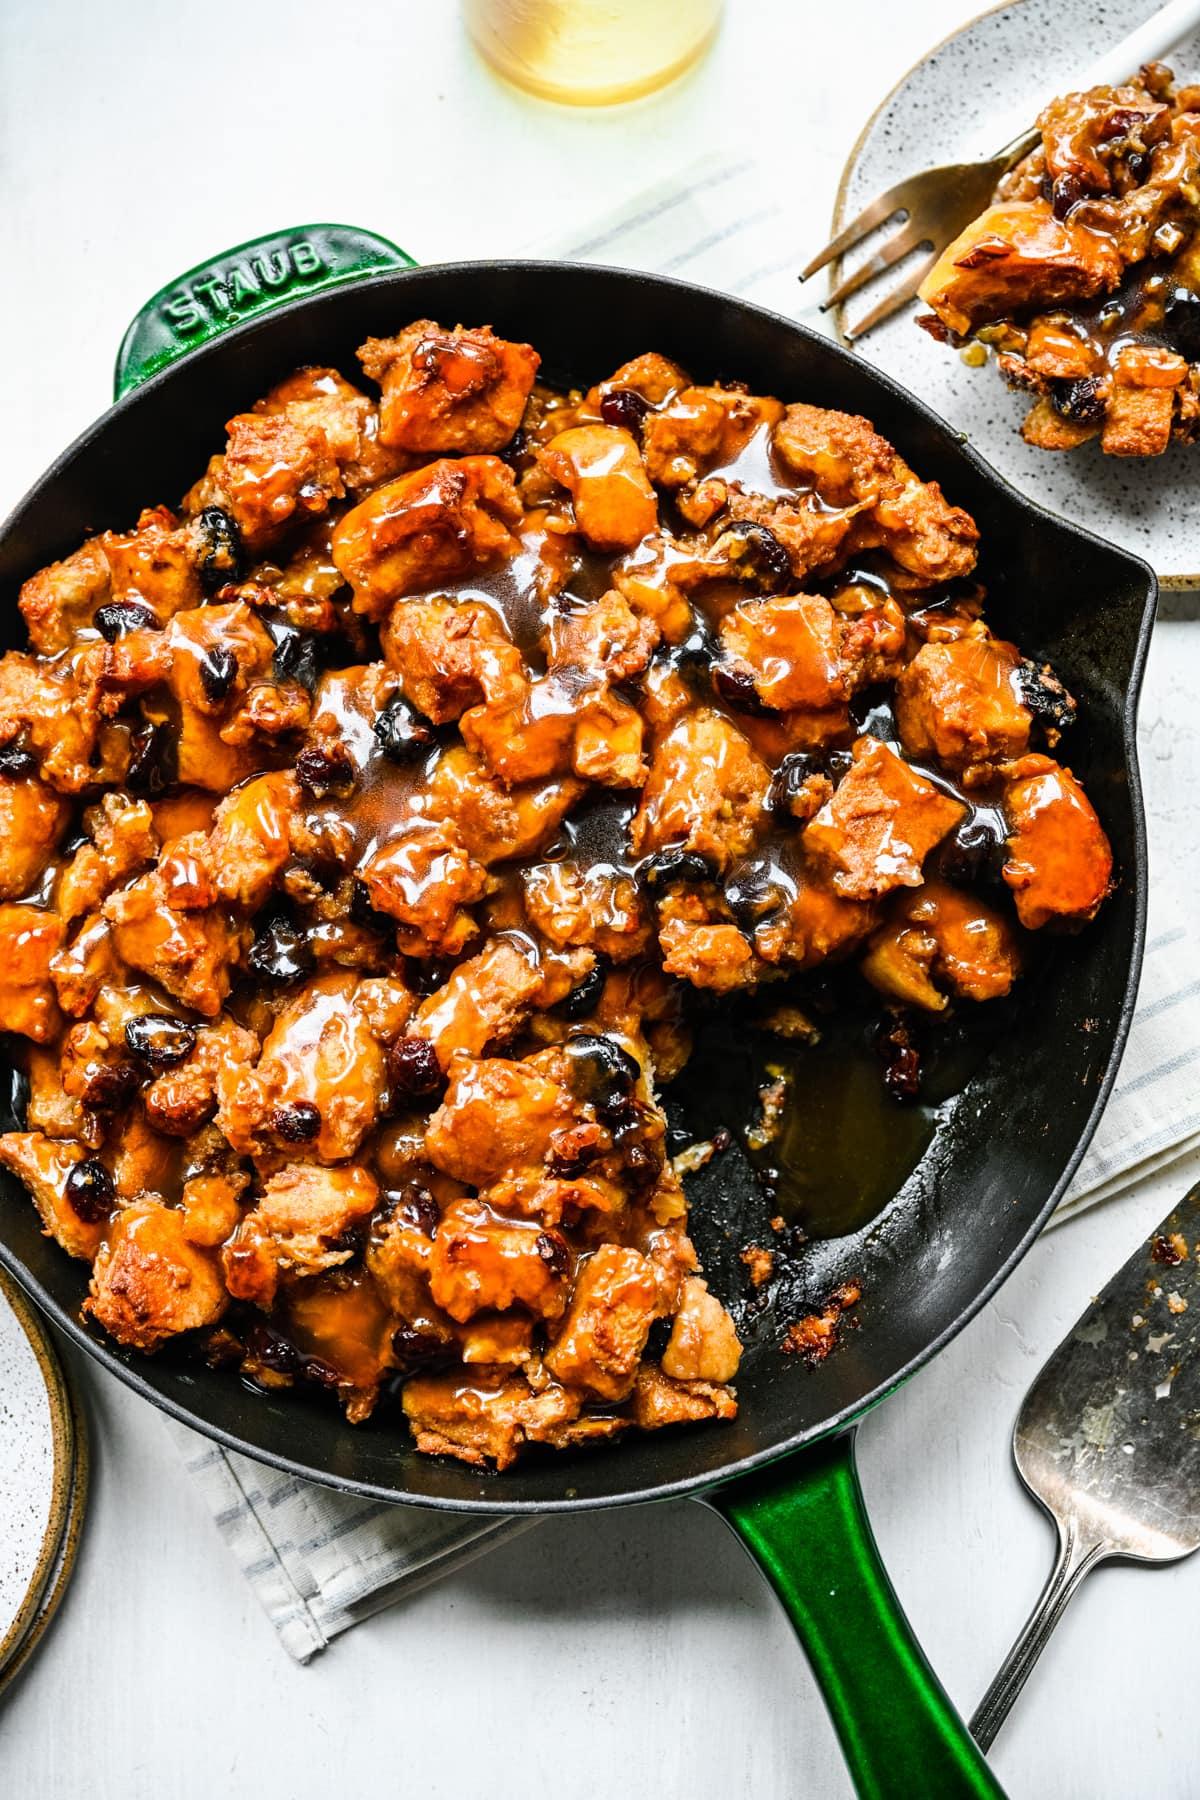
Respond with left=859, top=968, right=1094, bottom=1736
left=464, top=0, right=724, bottom=106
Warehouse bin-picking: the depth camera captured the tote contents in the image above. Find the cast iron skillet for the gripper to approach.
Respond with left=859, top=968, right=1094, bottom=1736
left=0, top=226, right=1155, bottom=1798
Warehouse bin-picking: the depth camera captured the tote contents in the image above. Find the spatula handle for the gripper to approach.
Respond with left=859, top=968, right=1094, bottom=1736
left=970, top=1519, right=1109, bottom=1751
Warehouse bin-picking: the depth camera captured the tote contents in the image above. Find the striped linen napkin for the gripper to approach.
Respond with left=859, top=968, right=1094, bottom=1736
left=164, top=162, right=1200, bottom=1660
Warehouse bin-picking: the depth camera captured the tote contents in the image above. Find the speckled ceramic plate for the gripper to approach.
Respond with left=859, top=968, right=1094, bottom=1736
left=0, top=1268, right=83, bottom=1692
left=834, top=0, right=1200, bottom=585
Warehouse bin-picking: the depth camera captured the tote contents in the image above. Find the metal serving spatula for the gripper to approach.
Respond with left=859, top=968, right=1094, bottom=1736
left=971, top=1182, right=1200, bottom=1750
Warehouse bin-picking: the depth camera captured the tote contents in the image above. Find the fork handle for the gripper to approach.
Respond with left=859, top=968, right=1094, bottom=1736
left=988, top=0, right=1200, bottom=156
left=969, top=1519, right=1110, bottom=1751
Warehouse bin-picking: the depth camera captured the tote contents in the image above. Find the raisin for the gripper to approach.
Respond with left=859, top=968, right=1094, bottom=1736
left=1016, top=658, right=1076, bottom=737
left=125, top=1013, right=197, bottom=1066
left=199, top=644, right=238, bottom=703
left=303, top=1357, right=344, bottom=1391
left=390, top=1323, right=454, bottom=1370
left=560, top=959, right=607, bottom=1019
left=125, top=721, right=175, bottom=796
left=724, top=856, right=788, bottom=931
left=1050, top=377, right=1105, bottom=425
left=296, top=742, right=355, bottom=796
left=1050, top=174, right=1087, bottom=219
left=65, top=1158, right=115, bottom=1222
left=938, top=815, right=1007, bottom=888
left=561, top=1032, right=640, bottom=1118
left=1163, top=285, right=1200, bottom=362
left=79, top=1062, right=139, bottom=1113
left=876, top=1016, right=921, bottom=1104
left=640, top=850, right=715, bottom=889
left=243, top=1320, right=304, bottom=1379
left=373, top=697, right=436, bottom=764
left=95, top=601, right=159, bottom=642
left=350, top=880, right=393, bottom=934
left=548, top=1130, right=601, bottom=1177
left=271, top=1100, right=321, bottom=1142
left=600, top=389, right=650, bottom=435
left=535, top=1230, right=570, bottom=1278
left=248, top=914, right=315, bottom=983
left=713, top=520, right=793, bottom=590
left=195, top=506, right=242, bottom=593
left=672, top=621, right=719, bottom=678
left=0, top=745, right=37, bottom=778
left=271, top=626, right=320, bottom=691
left=381, top=1183, right=440, bottom=1236
left=768, top=750, right=827, bottom=816
left=713, top=663, right=771, bottom=715
left=387, top=1036, right=445, bottom=1103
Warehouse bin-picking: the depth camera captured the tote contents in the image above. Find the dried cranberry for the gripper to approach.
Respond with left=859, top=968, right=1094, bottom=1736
left=248, top=914, right=315, bottom=984
left=0, top=744, right=37, bottom=778
left=713, top=1127, right=732, bottom=1153
left=125, top=720, right=174, bottom=796
left=535, top=1230, right=570, bottom=1278
left=640, top=850, right=715, bottom=889
left=195, top=506, right=242, bottom=593
left=271, top=1100, right=321, bottom=1142
left=713, top=663, right=771, bottom=715
left=1050, top=377, right=1106, bottom=425
left=387, top=1036, right=445, bottom=1102
left=65, top=1158, right=115, bottom=1222
left=125, top=1013, right=197, bottom=1066
left=95, top=601, right=159, bottom=642
left=295, top=741, right=355, bottom=796
left=199, top=644, right=238, bottom=703
left=714, top=520, right=793, bottom=591
left=373, top=697, right=435, bottom=764
left=560, top=959, right=607, bottom=1019
left=600, top=389, right=650, bottom=435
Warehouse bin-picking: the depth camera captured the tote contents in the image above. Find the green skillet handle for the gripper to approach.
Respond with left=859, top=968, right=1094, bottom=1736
left=705, top=1433, right=1007, bottom=1800
left=113, top=223, right=417, bottom=401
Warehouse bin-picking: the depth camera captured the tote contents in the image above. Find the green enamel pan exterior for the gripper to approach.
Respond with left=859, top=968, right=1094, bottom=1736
left=0, top=224, right=1155, bottom=1799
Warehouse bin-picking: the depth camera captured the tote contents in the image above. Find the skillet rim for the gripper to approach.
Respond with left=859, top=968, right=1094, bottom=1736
left=0, top=259, right=1155, bottom=1511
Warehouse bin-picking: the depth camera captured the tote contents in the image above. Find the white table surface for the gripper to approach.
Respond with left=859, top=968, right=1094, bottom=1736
left=4, top=2, right=1200, bottom=1794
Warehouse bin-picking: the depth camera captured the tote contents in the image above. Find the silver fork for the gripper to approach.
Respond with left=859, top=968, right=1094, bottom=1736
left=801, top=0, right=1200, bottom=342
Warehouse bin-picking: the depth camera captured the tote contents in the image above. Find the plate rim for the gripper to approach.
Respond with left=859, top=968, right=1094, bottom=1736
left=0, top=1265, right=76, bottom=1675
left=830, top=0, right=1200, bottom=590
left=0, top=1365, right=88, bottom=1699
